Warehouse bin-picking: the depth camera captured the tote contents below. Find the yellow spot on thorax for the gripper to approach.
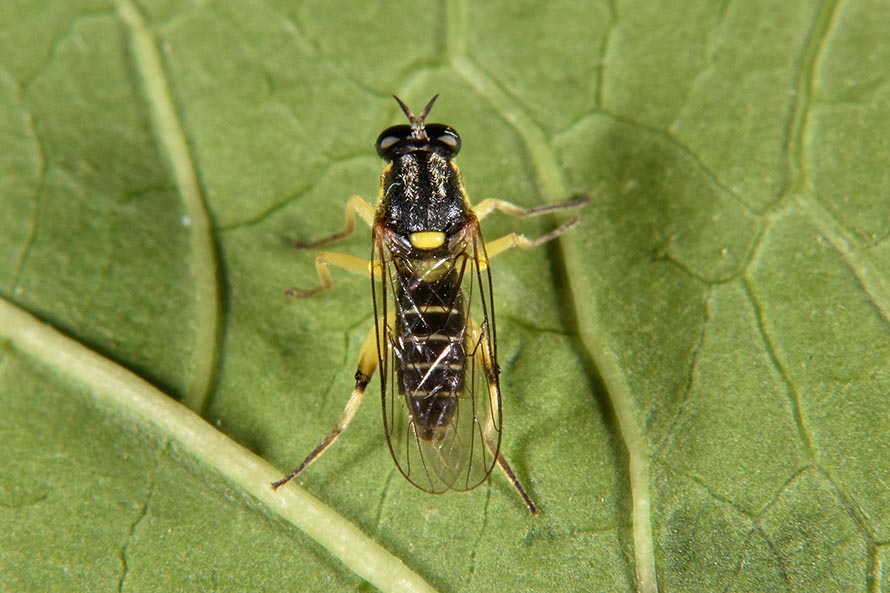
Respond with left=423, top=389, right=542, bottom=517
left=409, top=231, right=446, bottom=250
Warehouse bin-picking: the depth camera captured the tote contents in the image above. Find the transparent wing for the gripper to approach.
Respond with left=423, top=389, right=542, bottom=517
left=374, top=222, right=502, bottom=493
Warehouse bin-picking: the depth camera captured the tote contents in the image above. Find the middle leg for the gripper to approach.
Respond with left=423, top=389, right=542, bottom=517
left=294, top=194, right=377, bottom=249
left=473, top=195, right=589, bottom=222
left=285, top=251, right=379, bottom=299
left=477, top=216, right=583, bottom=270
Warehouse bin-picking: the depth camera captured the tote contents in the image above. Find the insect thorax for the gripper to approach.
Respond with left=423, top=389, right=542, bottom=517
left=381, top=151, right=467, bottom=237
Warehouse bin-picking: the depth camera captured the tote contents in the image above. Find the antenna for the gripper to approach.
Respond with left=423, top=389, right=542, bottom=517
left=392, top=95, right=439, bottom=130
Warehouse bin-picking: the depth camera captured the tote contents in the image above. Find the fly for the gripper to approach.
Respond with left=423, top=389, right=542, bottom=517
left=271, top=95, right=588, bottom=515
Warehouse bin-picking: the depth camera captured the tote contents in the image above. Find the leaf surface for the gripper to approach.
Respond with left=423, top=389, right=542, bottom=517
left=1, top=1, right=887, bottom=592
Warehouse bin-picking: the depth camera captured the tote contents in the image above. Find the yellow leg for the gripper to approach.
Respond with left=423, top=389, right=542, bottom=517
left=272, top=322, right=380, bottom=490
left=285, top=251, right=380, bottom=299
left=295, top=195, right=377, bottom=249
left=477, top=216, right=583, bottom=271
left=469, top=317, right=539, bottom=515
left=472, top=195, right=589, bottom=222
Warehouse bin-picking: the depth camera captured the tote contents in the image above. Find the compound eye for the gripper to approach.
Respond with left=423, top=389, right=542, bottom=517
left=427, top=124, right=461, bottom=156
left=375, top=125, right=411, bottom=158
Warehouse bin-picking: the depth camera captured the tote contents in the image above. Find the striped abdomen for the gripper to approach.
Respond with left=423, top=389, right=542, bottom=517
left=394, top=260, right=467, bottom=441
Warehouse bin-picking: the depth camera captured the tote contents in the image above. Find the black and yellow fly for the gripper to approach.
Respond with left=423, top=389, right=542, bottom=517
left=272, top=96, right=587, bottom=515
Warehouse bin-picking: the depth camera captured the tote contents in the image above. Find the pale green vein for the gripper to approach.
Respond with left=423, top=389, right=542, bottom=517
left=798, top=194, right=890, bottom=324
left=741, top=277, right=818, bottom=462
left=571, top=305, right=659, bottom=593
left=653, top=286, right=713, bottom=457
left=449, top=55, right=566, bottom=201
left=782, top=0, right=842, bottom=197
left=18, top=9, right=116, bottom=97
left=118, top=443, right=162, bottom=593
left=0, top=296, right=438, bottom=593
left=117, top=0, right=219, bottom=413
left=594, top=0, right=618, bottom=109
left=9, top=110, right=44, bottom=293
left=445, top=0, right=565, bottom=199
left=600, top=110, right=758, bottom=218
left=444, top=0, right=467, bottom=57
left=874, top=543, right=890, bottom=593
left=445, top=5, right=658, bottom=591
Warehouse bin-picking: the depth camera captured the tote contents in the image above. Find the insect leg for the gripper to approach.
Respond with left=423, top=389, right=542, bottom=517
left=477, top=216, right=582, bottom=270
left=470, top=318, right=539, bottom=515
left=493, top=450, right=539, bottom=516
left=271, top=321, right=380, bottom=490
left=294, top=195, right=377, bottom=249
left=285, top=252, right=381, bottom=299
left=481, top=383, right=540, bottom=516
left=472, top=195, right=589, bottom=222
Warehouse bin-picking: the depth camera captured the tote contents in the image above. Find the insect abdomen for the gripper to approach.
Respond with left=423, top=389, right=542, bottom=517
left=395, top=261, right=467, bottom=440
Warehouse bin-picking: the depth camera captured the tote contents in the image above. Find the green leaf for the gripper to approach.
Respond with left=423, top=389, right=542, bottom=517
left=1, top=1, right=887, bottom=592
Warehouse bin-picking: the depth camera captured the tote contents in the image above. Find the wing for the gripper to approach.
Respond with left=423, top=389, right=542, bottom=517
left=373, top=222, right=502, bottom=493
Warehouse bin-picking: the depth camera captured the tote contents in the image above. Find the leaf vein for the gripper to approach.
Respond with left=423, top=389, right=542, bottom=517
left=8, top=112, right=45, bottom=295
left=740, top=278, right=818, bottom=461
left=463, top=484, right=493, bottom=591
left=0, top=297, right=440, bottom=593
left=653, top=286, right=713, bottom=456
left=450, top=55, right=569, bottom=200
left=117, top=443, right=164, bottom=593
left=594, top=0, right=618, bottom=110
left=780, top=0, right=843, bottom=197
left=448, top=51, right=659, bottom=593
left=601, top=110, right=760, bottom=218
left=17, top=9, right=116, bottom=97
left=117, top=0, right=221, bottom=414
left=797, top=194, right=890, bottom=325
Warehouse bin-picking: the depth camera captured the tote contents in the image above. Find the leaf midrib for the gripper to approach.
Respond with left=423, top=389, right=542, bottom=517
left=0, top=296, right=438, bottom=593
